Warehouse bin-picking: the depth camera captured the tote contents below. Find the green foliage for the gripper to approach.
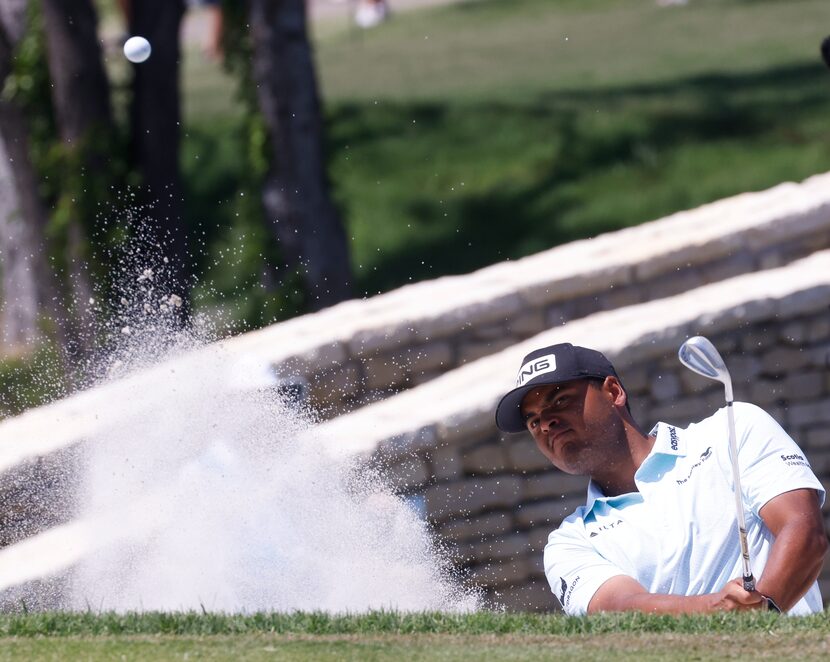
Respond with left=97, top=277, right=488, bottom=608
left=180, top=0, right=309, bottom=332
left=3, top=2, right=127, bottom=318
left=0, top=343, right=67, bottom=418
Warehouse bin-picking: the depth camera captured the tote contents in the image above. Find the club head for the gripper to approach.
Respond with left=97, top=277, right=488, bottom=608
left=678, top=336, right=729, bottom=383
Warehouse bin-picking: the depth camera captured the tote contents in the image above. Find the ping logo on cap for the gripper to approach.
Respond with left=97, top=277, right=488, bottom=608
left=516, top=353, right=557, bottom=386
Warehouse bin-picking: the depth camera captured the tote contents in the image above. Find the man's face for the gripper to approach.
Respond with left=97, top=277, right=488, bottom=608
left=519, top=378, right=625, bottom=475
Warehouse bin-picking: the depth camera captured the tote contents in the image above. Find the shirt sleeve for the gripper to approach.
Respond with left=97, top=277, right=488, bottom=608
left=543, top=513, right=627, bottom=615
left=733, top=402, right=826, bottom=515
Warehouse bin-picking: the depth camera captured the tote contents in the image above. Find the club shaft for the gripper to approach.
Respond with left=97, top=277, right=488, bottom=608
left=726, top=400, right=755, bottom=592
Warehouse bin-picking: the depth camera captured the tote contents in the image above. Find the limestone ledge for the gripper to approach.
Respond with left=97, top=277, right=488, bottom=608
left=312, top=249, right=830, bottom=463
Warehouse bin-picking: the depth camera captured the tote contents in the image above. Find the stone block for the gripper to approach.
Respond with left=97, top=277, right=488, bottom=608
left=461, top=442, right=509, bottom=475
left=761, top=347, right=812, bottom=376
left=508, top=310, right=546, bottom=338
left=781, top=372, right=825, bottom=401
left=458, top=337, right=514, bottom=365
left=807, top=317, right=830, bottom=343
left=650, top=372, right=682, bottom=402
left=646, top=268, right=704, bottom=300
left=437, top=412, right=499, bottom=446
left=729, top=355, right=763, bottom=382
left=776, top=285, right=830, bottom=318
left=437, top=512, right=513, bottom=543
left=740, top=329, right=777, bottom=353
left=515, top=498, right=578, bottom=529
left=362, top=353, right=409, bottom=390
left=423, top=475, right=522, bottom=521
left=701, top=253, right=756, bottom=284
left=527, top=526, right=553, bottom=554
left=470, top=558, right=531, bottom=587
left=619, top=366, right=649, bottom=394
left=748, top=379, right=784, bottom=407
left=472, top=323, right=510, bottom=342
left=805, top=427, right=830, bottom=451
left=493, top=579, right=557, bottom=613
left=348, top=325, right=413, bottom=356
left=649, top=395, right=722, bottom=425
left=788, top=402, right=830, bottom=428
left=279, top=341, right=348, bottom=376
left=544, top=301, right=578, bottom=327
left=780, top=322, right=809, bottom=345
left=427, top=443, right=463, bottom=482
left=377, top=426, right=438, bottom=460
left=406, top=341, right=454, bottom=374
left=505, top=437, right=550, bottom=473
left=604, top=284, right=643, bottom=309
left=411, top=369, right=443, bottom=386
left=804, top=449, right=830, bottom=475
left=807, top=343, right=830, bottom=370
left=379, top=455, right=431, bottom=492
left=310, top=362, right=363, bottom=402
left=522, top=472, right=587, bottom=501
left=470, top=532, right=529, bottom=563
left=418, top=294, right=524, bottom=338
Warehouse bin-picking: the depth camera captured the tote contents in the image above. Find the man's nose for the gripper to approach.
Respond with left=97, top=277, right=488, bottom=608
left=539, top=410, right=559, bottom=433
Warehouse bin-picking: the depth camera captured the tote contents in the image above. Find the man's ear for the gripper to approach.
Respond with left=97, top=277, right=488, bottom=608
left=603, top=376, right=627, bottom=409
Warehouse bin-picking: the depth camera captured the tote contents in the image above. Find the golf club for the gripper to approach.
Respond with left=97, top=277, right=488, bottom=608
left=678, top=335, right=755, bottom=593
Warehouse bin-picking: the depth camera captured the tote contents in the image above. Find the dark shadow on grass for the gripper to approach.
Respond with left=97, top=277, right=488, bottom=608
left=339, top=61, right=830, bottom=294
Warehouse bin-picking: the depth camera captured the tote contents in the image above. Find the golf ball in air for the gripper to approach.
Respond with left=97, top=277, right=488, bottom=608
left=124, top=36, right=151, bottom=63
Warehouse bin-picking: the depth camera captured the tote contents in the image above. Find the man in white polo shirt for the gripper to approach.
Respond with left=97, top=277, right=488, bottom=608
left=495, top=342, right=828, bottom=615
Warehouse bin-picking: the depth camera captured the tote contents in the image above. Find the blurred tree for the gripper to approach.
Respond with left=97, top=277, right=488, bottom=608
left=0, top=0, right=65, bottom=352
left=126, top=0, right=191, bottom=308
left=248, top=0, right=353, bottom=310
left=41, top=0, right=114, bottom=348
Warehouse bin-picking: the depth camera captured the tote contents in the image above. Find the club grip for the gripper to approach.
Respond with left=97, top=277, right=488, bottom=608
left=742, top=574, right=755, bottom=593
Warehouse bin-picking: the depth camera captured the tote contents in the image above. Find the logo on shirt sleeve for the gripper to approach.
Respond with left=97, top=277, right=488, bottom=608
left=556, top=575, right=581, bottom=609
left=781, top=453, right=810, bottom=468
left=558, top=577, right=568, bottom=604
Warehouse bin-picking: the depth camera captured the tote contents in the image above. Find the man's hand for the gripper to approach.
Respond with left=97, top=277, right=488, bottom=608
left=707, top=578, right=767, bottom=612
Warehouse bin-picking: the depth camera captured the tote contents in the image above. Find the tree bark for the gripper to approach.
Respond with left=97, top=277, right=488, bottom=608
left=248, top=0, right=353, bottom=310
left=0, top=0, right=64, bottom=351
left=127, top=0, right=191, bottom=304
left=41, top=0, right=113, bottom=338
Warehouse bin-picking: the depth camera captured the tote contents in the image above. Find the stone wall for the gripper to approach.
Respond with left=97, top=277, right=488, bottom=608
left=1, top=174, right=830, bottom=607
left=313, top=250, right=830, bottom=610
left=219, top=172, right=830, bottom=415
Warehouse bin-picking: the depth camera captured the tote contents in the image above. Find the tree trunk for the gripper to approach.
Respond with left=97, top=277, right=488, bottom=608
left=127, top=0, right=191, bottom=304
left=248, top=0, right=353, bottom=310
left=41, top=0, right=112, bottom=338
left=0, top=0, right=64, bottom=352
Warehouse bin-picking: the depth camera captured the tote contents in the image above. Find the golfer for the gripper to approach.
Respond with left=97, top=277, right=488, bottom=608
left=495, top=343, right=828, bottom=615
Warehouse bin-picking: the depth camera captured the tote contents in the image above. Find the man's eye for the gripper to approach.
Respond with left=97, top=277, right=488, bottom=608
left=555, top=396, right=568, bottom=407
left=528, top=419, right=539, bottom=430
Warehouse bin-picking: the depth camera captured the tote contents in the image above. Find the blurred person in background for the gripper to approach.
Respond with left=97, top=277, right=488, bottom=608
left=355, top=0, right=389, bottom=29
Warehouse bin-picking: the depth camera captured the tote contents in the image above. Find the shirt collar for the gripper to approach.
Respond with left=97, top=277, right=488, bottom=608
left=648, top=421, right=687, bottom=458
left=583, top=422, right=685, bottom=513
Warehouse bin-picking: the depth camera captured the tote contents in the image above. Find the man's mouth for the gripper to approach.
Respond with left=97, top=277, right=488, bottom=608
left=549, top=428, right=572, bottom=451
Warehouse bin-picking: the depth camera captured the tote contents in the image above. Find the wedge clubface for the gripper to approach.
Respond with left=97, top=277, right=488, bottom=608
left=678, top=335, right=755, bottom=592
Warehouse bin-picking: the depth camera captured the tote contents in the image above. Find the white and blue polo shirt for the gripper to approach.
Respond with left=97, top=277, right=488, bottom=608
left=544, top=402, right=825, bottom=615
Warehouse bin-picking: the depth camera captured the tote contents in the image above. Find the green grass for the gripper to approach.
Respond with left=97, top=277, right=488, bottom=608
left=1, top=612, right=829, bottom=661
left=303, top=0, right=830, bottom=295
left=178, top=0, right=830, bottom=302
left=0, top=609, right=825, bottom=635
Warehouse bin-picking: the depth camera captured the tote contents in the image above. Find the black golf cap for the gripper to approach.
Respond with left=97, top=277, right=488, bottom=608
left=495, top=343, right=619, bottom=433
